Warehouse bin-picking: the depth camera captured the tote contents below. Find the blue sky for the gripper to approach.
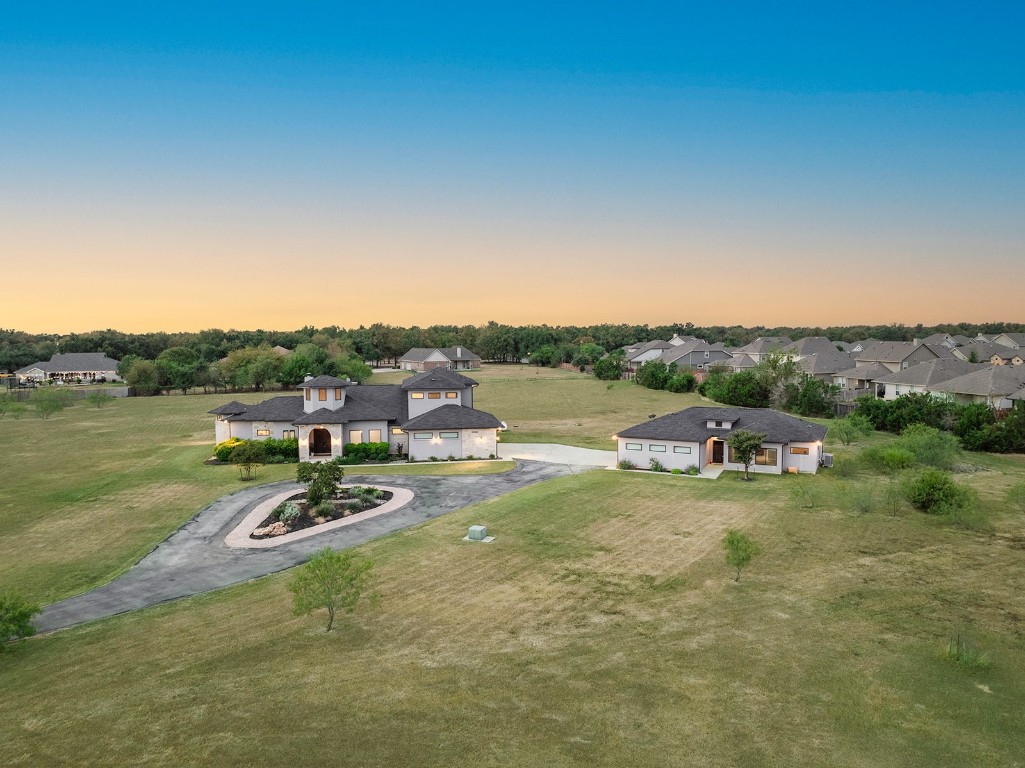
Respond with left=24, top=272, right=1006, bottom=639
left=2, top=3, right=1023, bottom=331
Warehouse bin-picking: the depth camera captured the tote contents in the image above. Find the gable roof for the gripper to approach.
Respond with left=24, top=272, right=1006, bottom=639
left=401, top=404, right=502, bottom=431
left=797, top=350, right=852, bottom=376
left=994, top=333, right=1025, bottom=348
left=617, top=406, right=827, bottom=444
left=399, top=346, right=481, bottom=363
left=15, top=352, right=120, bottom=375
left=954, top=341, right=1021, bottom=363
left=729, top=354, right=757, bottom=369
left=400, top=368, right=478, bottom=390
left=626, top=340, right=674, bottom=360
left=872, top=360, right=988, bottom=387
left=786, top=337, right=840, bottom=357
left=834, top=362, right=891, bottom=381
left=856, top=341, right=954, bottom=364
left=734, top=337, right=793, bottom=355
left=928, top=366, right=1025, bottom=398
left=661, top=341, right=729, bottom=366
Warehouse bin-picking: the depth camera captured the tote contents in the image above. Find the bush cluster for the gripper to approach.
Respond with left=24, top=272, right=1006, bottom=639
left=337, top=442, right=390, bottom=463
left=214, top=438, right=244, bottom=462
left=904, top=468, right=975, bottom=515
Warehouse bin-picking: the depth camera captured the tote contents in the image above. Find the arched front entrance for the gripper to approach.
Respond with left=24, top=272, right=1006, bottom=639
left=309, top=428, right=332, bottom=457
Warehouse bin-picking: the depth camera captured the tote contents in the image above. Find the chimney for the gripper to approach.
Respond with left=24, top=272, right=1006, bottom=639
left=303, top=375, right=313, bottom=383
left=912, top=339, right=920, bottom=347
left=456, top=346, right=463, bottom=358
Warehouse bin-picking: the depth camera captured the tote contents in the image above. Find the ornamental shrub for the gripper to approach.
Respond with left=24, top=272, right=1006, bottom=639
left=342, top=442, right=390, bottom=462
left=617, top=459, right=636, bottom=470
left=649, top=457, right=666, bottom=473
left=274, top=501, right=301, bottom=523
left=215, top=438, right=243, bottom=462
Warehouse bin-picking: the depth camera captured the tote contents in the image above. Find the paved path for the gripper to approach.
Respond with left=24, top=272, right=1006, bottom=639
left=37, top=460, right=584, bottom=633
left=498, top=442, right=617, bottom=467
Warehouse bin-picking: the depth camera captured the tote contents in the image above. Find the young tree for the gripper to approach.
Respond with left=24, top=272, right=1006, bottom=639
left=592, top=354, right=625, bottom=381
left=84, top=391, right=116, bottom=409
left=230, top=440, right=268, bottom=481
left=722, top=529, right=761, bottom=582
left=725, top=430, right=767, bottom=480
left=297, top=461, right=345, bottom=505
left=829, top=417, right=863, bottom=446
left=0, top=591, right=41, bottom=651
left=32, top=388, right=74, bottom=419
left=289, top=548, right=375, bottom=632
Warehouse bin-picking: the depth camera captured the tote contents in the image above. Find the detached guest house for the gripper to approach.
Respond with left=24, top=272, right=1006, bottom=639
left=616, top=406, right=828, bottom=475
left=211, top=369, right=502, bottom=461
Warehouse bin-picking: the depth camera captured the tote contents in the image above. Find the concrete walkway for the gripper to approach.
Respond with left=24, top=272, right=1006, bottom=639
left=36, top=460, right=585, bottom=633
left=498, top=442, right=617, bottom=467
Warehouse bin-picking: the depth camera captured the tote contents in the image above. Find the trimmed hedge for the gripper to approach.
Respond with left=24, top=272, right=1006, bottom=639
left=214, top=437, right=298, bottom=463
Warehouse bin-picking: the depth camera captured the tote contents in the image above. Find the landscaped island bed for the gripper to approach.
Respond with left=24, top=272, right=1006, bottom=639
left=250, top=486, right=394, bottom=538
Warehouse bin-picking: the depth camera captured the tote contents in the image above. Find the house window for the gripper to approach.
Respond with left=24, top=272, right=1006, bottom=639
left=335, top=388, right=342, bottom=399
left=283, top=430, right=296, bottom=440
left=755, top=448, right=778, bottom=466
left=649, top=444, right=667, bottom=452
left=673, top=446, right=692, bottom=454
left=428, top=392, right=441, bottom=399
left=318, top=388, right=327, bottom=401
left=255, top=428, right=271, bottom=437
left=348, top=430, right=362, bottom=444
left=625, top=443, right=641, bottom=451
left=305, top=389, right=311, bottom=401
left=445, top=392, right=459, bottom=399
left=411, top=392, right=425, bottom=399
left=705, top=350, right=710, bottom=358
left=368, top=429, right=382, bottom=442
left=390, top=427, right=403, bottom=435
left=440, top=431, right=459, bottom=439
left=413, top=432, right=433, bottom=440
left=790, top=446, right=809, bottom=455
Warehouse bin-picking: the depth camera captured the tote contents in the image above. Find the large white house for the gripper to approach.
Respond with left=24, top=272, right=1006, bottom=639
left=615, top=406, right=827, bottom=475
left=15, top=352, right=121, bottom=383
left=211, top=369, right=502, bottom=461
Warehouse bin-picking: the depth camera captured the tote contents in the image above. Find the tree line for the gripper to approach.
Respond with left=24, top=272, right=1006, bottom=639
left=4, top=320, right=1024, bottom=374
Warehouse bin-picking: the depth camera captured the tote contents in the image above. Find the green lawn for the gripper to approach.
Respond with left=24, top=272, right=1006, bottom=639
left=377, top=363, right=707, bottom=449
left=2, top=461, right=1023, bottom=767
left=0, top=394, right=511, bottom=603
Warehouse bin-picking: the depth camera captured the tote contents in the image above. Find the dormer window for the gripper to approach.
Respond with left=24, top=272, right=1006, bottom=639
left=318, top=388, right=327, bottom=401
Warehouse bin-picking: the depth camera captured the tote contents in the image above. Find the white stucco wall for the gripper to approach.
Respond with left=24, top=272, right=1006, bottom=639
left=722, top=441, right=785, bottom=475
left=617, top=439, right=702, bottom=471
left=301, top=385, right=346, bottom=414
left=407, top=390, right=464, bottom=418
left=343, top=420, right=389, bottom=446
left=407, top=429, right=464, bottom=460
left=781, top=442, right=822, bottom=473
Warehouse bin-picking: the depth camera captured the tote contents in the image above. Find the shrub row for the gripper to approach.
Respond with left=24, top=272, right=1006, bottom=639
left=214, top=437, right=299, bottom=463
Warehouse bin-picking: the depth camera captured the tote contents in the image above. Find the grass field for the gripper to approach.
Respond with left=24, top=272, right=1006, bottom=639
left=2, top=461, right=1024, bottom=766
left=0, top=393, right=513, bottom=603
left=376, top=363, right=706, bottom=449
left=3, top=373, right=1025, bottom=766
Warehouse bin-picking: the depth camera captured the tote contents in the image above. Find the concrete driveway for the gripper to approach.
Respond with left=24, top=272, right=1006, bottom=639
left=36, top=460, right=583, bottom=634
left=498, top=442, right=617, bottom=467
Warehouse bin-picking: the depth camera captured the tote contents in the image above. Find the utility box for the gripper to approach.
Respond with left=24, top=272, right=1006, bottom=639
left=467, top=525, right=487, bottom=541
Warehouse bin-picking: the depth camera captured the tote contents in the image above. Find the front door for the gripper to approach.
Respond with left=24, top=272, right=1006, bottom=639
left=712, top=439, right=724, bottom=464
left=310, top=428, right=332, bottom=456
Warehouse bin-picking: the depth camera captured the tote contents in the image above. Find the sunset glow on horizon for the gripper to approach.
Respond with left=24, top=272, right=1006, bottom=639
left=2, top=3, right=1023, bottom=334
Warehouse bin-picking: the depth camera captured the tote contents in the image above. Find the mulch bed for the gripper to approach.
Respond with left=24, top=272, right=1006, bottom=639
left=250, top=487, right=393, bottom=539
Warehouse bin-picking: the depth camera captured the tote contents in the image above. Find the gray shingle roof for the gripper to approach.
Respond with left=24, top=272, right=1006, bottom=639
left=798, top=350, right=853, bottom=376
left=224, top=396, right=305, bottom=423
left=661, top=341, right=728, bottom=366
left=786, top=337, right=840, bottom=357
left=729, top=354, right=757, bottom=369
left=957, top=342, right=1021, bottom=362
left=834, top=362, right=891, bottom=380
left=400, top=369, right=478, bottom=390
left=733, top=337, right=793, bottom=355
left=617, top=406, right=827, bottom=444
left=298, top=375, right=353, bottom=389
left=872, top=360, right=989, bottom=387
left=208, top=400, right=249, bottom=416
left=15, top=352, right=120, bottom=375
left=399, top=346, right=481, bottom=363
left=928, top=366, right=1025, bottom=398
left=401, top=404, right=502, bottom=431
left=292, top=385, right=408, bottom=425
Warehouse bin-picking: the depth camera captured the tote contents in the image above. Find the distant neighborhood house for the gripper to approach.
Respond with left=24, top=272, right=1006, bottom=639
left=616, top=406, right=828, bottom=475
left=399, top=346, right=481, bottom=372
left=211, top=368, right=502, bottom=462
left=15, top=352, right=121, bottom=384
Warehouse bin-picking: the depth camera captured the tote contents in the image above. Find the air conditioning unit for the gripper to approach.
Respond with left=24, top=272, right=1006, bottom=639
left=822, top=453, right=833, bottom=468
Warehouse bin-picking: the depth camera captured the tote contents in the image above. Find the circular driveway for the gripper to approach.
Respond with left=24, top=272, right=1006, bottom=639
left=36, top=460, right=583, bottom=633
